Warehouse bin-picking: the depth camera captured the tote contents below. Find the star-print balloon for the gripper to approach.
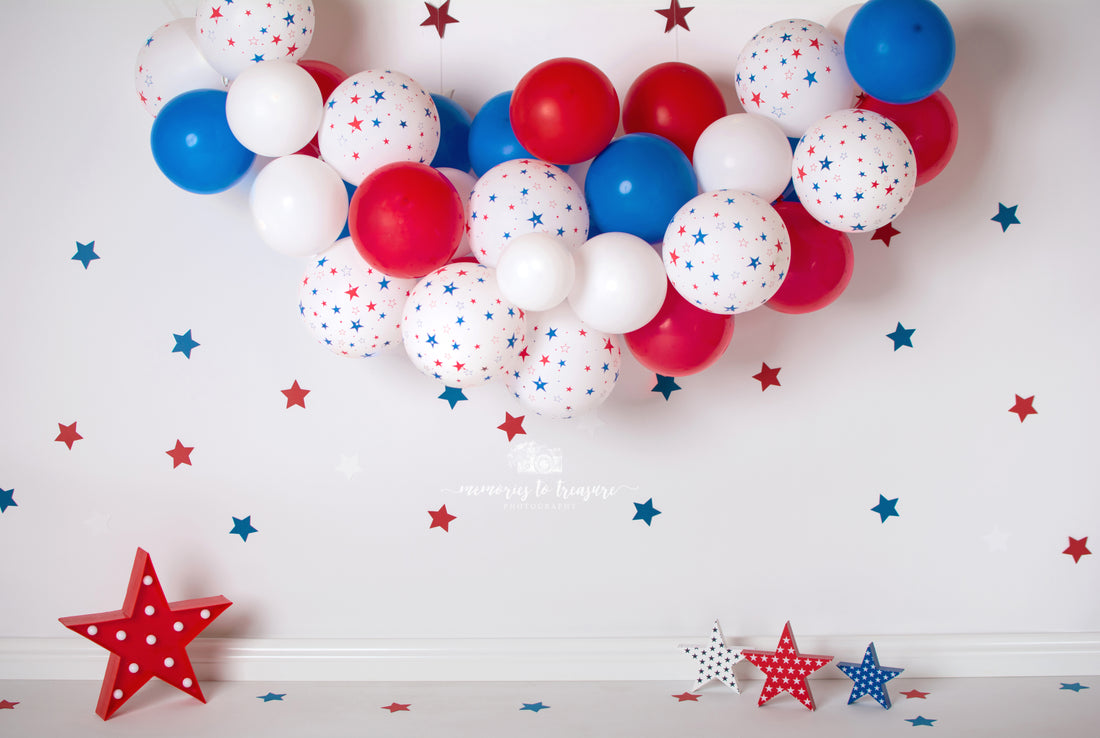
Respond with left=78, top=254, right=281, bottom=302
left=741, top=621, right=833, bottom=710
left=504, top=302, right=621, bottom=419
left=317, top=69, right=440, bottom=186
left=58, top=548, right=231, bottom=720
left=682, top=620, right=744, bottom=693
left=195, top=0, right=314, bottom=81
left=836, top=642, right=904, bottom=709
left=298, top=238, right=416, bottom=357
left=792, top=108, right=916, bottom=233
left=135, top=18, right=225, bottom=118
left=662, top=190, right=790, bottom=315
left=401, top=262, right=526, bottom=386
left=734, top=19, right=857, bottom=138
left=466, top=159, right=589, bottom=268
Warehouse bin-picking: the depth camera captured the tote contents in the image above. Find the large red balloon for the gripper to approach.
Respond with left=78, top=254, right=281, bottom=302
left=622, top=62, right=727, bottom=160
left=510, top=58, right=620, bottom=165
left=294, top=60, right=348, bottom=158
left=859, top=90, right=958, bottom=186
left=349, top=162, right=464, bottom=279
left=766, top=201, right=854, bottom=314
left=624, top=281, right=734, bottom=376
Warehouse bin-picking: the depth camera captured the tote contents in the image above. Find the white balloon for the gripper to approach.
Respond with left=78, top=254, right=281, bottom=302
left=828, top=4, right=863, bottom=41
left=135, top=18, right=226, bottom=118
left=438, top=167, right=477, bottom=259
left=226, top=61, right=322, bottom=157
left=194, top=0, right=314, bottom=81
left=496, top=233, right=576, bottom=312
left=693, top=114, right=793, bottom=202
left=250, top=155, right=349, bottom=256
left=568, top=232, right=667, bottom=335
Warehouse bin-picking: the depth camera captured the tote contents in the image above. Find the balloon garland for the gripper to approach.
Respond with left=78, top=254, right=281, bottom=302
left=137, top=0, right=958, bottom=420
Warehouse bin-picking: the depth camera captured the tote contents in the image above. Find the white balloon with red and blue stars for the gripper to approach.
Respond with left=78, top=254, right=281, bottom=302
left=504, top=302, right=622, bottom=419
left=195, top=0, right=314, bottom=81
left=791, top=108, right=916, bottom=233
left=662, top=191, right=790, bottom=315
left=401, top=263, right=526, bottom=386
left=466, top=159, right=589, bottom=268
left=135, top=18, right=226, bottom=118
left=317, top=70, right=440, bottom=186
left=298, top=238, right=416, bottom=357
left=734, top=19, right=857, bottom=138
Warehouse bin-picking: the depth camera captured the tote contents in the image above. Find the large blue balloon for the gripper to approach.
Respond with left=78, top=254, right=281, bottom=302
left=150, top=89, right=255, bottom=194
left=584, top=133, right=697, bottom=244
left=467, top=91, right=534, bottom=177
left=430, top=93, right=473, bottom=173
left=844, top=0, right=955, bottom=105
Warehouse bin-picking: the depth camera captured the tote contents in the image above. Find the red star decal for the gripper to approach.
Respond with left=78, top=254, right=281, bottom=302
left=741, top=622, right=833, bottom=710
left=901, top=688, right=931, bottom=699
left=55, top=421, right=83, bottom=449
left=872, top=222, right=900, bottom=247
left=655, top=0, right=693, bottom=32
left=165, top=440, right=194, bottom=468
left=382, top=702, right=411, bottom=712
left=750, top=91, right=764, bottom=107
left=345, top=285, right=360, bottom=299
left=0, top=700, right=18, bottom=709
left=1064, top=536, right=1091, bottom=563
left=209, top=6, right=222, bottom=22
left=420, top=0, right=459, bottom=39
left=58, top=548, right=231, bottom=720
left=753, top=362, right=781, bottom=391
left=1009, top=394, right=1036, bottom=422
left=348, top=116, right=364, bottom=131
left=603, top=338, right=616, bottom=354
left=428, top=505, right=456, bottom=532
left=281, top=380, right=310, bottom=409
left=672, top=691, right=700, bottom=702
left=497, top=412, right=527, bottom=442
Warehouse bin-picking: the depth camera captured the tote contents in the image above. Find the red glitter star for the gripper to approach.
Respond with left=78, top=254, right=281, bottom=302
left=429, top=505, right=456, bottom=532
left=420, top=1, right=459, bottom=39
left=741, top=622, right=833, bottom=710
left=1064, top=536, right=1091, bottom=563
left=497, top=412, right=527, bottom=442
left=282, top=380, right=310, bottom=409
left=753, top=362, right=781, bottom=391
left=655, top=0, right=694, bottom=32
left=1009, top=394, right=1036, bottom=422
left=55, top=421, right=83, bottom=449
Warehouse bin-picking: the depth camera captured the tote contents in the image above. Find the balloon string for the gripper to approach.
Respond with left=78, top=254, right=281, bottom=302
left=675, top=27, right=680, bottom=62
left=440, top=37, right=445, bottom=94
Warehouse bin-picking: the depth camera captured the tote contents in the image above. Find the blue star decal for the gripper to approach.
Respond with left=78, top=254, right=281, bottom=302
left=820, top=156, right=833, bottom=170
left=251, top=53, right=265, bottom=63
left=172, top=330, right=200, bottom=359
left=692, top=229, right=707, bottom=244
left=749, top=257, right=761, bottom=269
left=0, top=487, right=16, bottom=513
left=72, top=240, right=100, bottom=269
left=803, top=70, right=818, bottom=86
left=371, top=89, right=385, bottom=102
left=905, top=716, right=936, bottom=727
left=1060, top=682, right=1090, bottom=692
left=652, top=374, right=680, bottom=401
left=886, top=322, right=915, bottom=351
left=258, top=692, right=286, bottom=702
left=533, top=377, right=548, bottom=391
left=991, top=203, right=1020, bottom=232
left=527, top=211, right=544, bottom=227
left=520, top=702, right=549, bottom=712
left=438, top=386, right=467, bottom=409
left=378, top=277, right=391, bottom=290
left=545, top=327, right=558, bottom=340
left=837, top=642, right=903, bottom=708
left=283, top=12, right=295, bottom=25
left=871, top=494, right=900, bottom=523
left=442, top=282, right=458, bottom=295
left=633, top=498, right=662, bottom=526
left=230, top=515, right=258, bottom=542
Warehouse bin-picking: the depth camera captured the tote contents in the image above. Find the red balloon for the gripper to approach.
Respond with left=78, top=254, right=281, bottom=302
left=294, top=60, right=348, bottom=157
left=623, top=62, right=727, bottom=160
left=625, top=280, right=734, bottom=376
left=766, top=201, right=854, bottom=315
left=510, top=57, right=620, bottom=165
left=349, top=162, right=464, bottom=279
left=859, top=90, right=958, bottom=186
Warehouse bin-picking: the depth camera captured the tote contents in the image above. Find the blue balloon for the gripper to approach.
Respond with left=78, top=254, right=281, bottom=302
left=468, top=91, right=533, bottom=177
left=584, top=133, right=697, bottom=244
left=844, top=0, right=955, bottom=105
left=150, top=89, right=255, bottom=194
left=430, top=93, right=473, bottom=172
left=337, top=179, right=357, bottom=240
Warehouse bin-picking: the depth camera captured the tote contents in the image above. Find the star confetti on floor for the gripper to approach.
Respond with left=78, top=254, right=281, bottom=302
left=886, top=322, right=916, bottom=351
left=55, top=421, right=83, bottom=449
left=901, top=688, right=931, bottom=699
left=872, top=494, right=900, bottom=523
left=165, top=440, right=193, bottom=468
left=655, top=0, right=694, bottom=32
left=438, top=385, right=467, bottom=409
left=683, top=619, right=744, bottom=692
left=872, top=222, right=900, bottom=247
left=836, top=642, right=904, bottom=708
left=672, top=692, right=701, bottom=702
left=991, top=202, right=1020, bottom=232
left=230, top=516, right=258, bottom=542
left=428, top=505, right=456, bottom=532
left=906, top=715, right=937, bottom=726
left=753, top=362, right=781, bottom=391
left=632, top=498, right=661, bottom=526
left=1009, top=394, right=1036, bottom=422
left=497, top=412, right=526, bottom=441
left=257, top=692, right=285, bottom=702
left=420, top=0, right=458, bottom=38
left=652, top=374, right=681, bottom=400
left=1060, top=682, right=1089, bottom=692
left=520, top=701, right=550, bottom=712
left=282, top=381, right=310, bottom=409
left=382, top=702, right=411, bottom=712
left=741, top=622, right=833, bottom=710
left=0, top=487, right=16, bottom=513
left=1063, top=536, right=1091, bottom=563
left=57, top=547, right=231, bottom=720
left=0, top=700, right=19, bottom=709
left=171, top=330, right=200, bottom=359
left=72, top=240, right=100, bottom=269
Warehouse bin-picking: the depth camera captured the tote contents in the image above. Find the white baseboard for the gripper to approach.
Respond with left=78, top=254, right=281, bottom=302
left=2, top=633, right=1098, bottom=682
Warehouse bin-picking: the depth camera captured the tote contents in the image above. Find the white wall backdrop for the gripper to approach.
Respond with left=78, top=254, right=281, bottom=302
left=1, top=0, right=1097, bottom=649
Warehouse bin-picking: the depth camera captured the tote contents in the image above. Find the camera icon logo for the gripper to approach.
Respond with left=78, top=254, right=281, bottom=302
left=507, top=441, right=564, bottom=475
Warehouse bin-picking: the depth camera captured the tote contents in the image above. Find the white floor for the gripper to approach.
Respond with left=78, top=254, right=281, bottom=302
left=1, top=676, right=1096, bottom=737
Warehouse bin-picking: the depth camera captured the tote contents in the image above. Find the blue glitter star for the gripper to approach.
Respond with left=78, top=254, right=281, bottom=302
left=172, top=330, right=200, bottom=359
left=652, top=374, right=680, bottom=401
left=886, top=322, right=915, bottom=351
left=837, top=642, right=903, bottom=708
left=230, top=515, right=258, bottom=542
left=871, top=494, right=900, bottom=523
left=991, top=203, right=1020, bottom=232
left=632, top=498, right=662, bottom=526
left=438, top=386, right=467, bottom=409
left=72, top=241, right=100, bottom=269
